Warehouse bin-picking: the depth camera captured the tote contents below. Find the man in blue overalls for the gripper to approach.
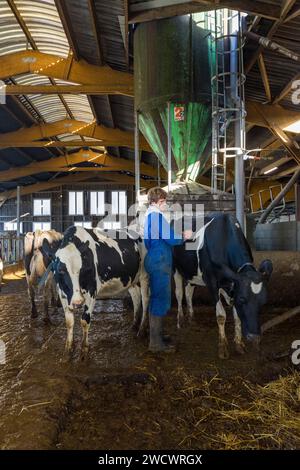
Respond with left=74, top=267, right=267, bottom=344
left=144, top=187, right=192, bottom=352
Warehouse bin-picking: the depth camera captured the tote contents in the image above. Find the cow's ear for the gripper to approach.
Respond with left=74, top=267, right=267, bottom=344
left=259, top=259, right=273, bottom=281
left=41, top=238, right=56, bottom=261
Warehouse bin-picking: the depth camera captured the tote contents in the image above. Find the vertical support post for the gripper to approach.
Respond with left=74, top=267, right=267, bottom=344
left=235, top=151, right=245, bottom=230
left=167, top=101, right=172, bottom=191
left=16, top=185, right=21, bottom=236
left=230, top=13, right=245, bottom=232
left=295, top=183, right=300, bottom=222
left=134, top=109, right=140, bottom=202
left=16, top=185, right=21, bottom=262
left=157, top=159, right=161, bottom=186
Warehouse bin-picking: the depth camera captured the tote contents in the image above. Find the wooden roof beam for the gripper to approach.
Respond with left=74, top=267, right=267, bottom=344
left=246, top=100, right=300, bottom=133
left=0, top=51, right=133, bottom=97
left=245, top=0, right=297, bottom=74
left=129, top=1, right=282, bottom=23
left=0, top=172, right=153, bottom=203
left=258, top=54, right=272, bottom=102
left=0, top=149, right=163, bottom=182
left=0, top=119, right=151, bottom=151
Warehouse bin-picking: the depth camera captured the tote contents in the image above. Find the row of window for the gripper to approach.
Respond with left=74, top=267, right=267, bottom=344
left=3, top=220, right=122, bottom=233
left=2, top=191, right=127, bottom=233
left=32, top=191, right=127, bottom=217
left=69, top=191, right=127, bottom=216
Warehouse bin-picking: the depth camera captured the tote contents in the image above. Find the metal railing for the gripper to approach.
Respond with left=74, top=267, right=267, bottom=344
left=0, top=234, right=24, bottom=265
left=249, top=185, right=286, bottom=214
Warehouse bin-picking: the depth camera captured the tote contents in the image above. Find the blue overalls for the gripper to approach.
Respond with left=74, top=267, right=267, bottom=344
left=144, top=206, right=183, bottom=317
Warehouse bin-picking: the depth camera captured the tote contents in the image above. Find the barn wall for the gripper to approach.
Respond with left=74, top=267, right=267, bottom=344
left=254, top=221, right=300, bottom=251
left=0, top=183, right=135, bottom=234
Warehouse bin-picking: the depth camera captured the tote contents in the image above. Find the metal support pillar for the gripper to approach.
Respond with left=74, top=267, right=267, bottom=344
left=231, top=17, right=245, bottom=231
left=16, top=185, right=21, bottom=236
left=167, top=101, right=172, bottom=191
left=235, top=151, right=245, bottom=230
left=134, top=110, right=140, bottom=202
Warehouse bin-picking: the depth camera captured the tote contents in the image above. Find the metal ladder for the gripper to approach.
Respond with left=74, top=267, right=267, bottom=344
left=208, top=9, right=246, bottom=193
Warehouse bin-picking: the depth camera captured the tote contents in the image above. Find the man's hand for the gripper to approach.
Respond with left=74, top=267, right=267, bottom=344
left=183, top=230, right=193, bottom=240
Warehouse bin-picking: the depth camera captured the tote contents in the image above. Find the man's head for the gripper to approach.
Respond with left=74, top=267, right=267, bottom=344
left=147, top=187, right=168, bottom=210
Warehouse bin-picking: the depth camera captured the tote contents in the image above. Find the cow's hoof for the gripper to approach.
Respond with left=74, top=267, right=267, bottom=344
left=44, top=316, right=59, bottom=326
left=137, top=324, right=147, bottom=338
left=177, top=315, right=185, bottom=329
left=235, top=341, right=246, bottom=355
left=31, top=311, right=38, bottom=319
left=187, top=315, right=194, bottom=324
left=218, top=342, right=229, bottom=359
left=80, top=347, right=89, bottom=361
left=131, top=320, right=140, bottom=332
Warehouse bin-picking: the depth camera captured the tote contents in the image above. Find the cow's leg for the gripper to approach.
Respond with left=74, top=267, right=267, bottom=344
left=174, top=270, right=184, bottom=329
left=50, top=276, right=61, bottom=314
left=43, top=276, right=53, bottom=323
left=27, top=279, right=38, bottom=318
left=185, top=283, right=195, bottom=323
left=216, top=296, right=229, bottom=359
left=59, top=294, right=74, bottom=354
left=129, top=285, right=142, bottom=331
left=80, top=296, right=96, bottom=360
left=138, top=271, right=149, bottom=337
left=233, top=306, right=246, bottom=354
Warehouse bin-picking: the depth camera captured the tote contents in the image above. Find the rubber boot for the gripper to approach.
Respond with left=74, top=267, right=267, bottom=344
left=149, top=315, right=175, bottom=353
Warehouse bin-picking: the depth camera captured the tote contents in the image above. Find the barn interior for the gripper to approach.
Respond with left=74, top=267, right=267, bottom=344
left=0, top=0, right=300, bottom=452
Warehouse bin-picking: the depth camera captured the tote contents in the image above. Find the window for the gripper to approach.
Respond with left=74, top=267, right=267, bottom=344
left=111, top=191, right=127, bottom=215
left=69, top=191, right=83, bottom=215
left=33, top=221, right=51, bottom=231
left=3, top=222, right=23, bottom=233
left=90, top=191, right=105, bottom=215
left=74, top=221, right=92, bottom=228
left=103, top=221, right=121, bottom=230
left=33, top=199, right=51, bottom=216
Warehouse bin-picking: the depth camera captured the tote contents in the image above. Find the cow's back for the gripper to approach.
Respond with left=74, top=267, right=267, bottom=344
left=24, top=229, right=62, bottom=279
left=199, top=213, right=253, bottom=272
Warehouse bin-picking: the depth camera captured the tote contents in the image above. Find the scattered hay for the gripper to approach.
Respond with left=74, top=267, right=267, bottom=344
left=167, top=368, right=300, bottom=449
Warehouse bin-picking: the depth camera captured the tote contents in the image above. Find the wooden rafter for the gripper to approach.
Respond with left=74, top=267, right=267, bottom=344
left=54, top=0, right=80, bottom=60
left=0, top=51, right=133, bottom=96
left=0, top=149, right=163, bottom=182
left=0, top=172, right=153, bottom=203
left=129, top=0, right=282, bottom=23
left=246, top=100, right=300, bottom=132
left=258, top=54, right=272, bottom=102
left=245, top=0, right=297, bottom=74
left=0, top=119, right=151, bottom=151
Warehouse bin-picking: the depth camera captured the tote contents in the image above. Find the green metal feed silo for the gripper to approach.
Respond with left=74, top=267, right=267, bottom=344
left=134, top=15, right=213, bottom=181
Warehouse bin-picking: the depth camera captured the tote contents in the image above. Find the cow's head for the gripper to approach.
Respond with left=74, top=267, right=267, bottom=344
left=42, top=235, right=91, bottom=309
left=221, top=259, right=273, bottom=344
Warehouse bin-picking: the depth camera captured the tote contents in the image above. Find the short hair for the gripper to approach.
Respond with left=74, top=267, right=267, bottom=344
left=147, top=186, right=168, bottom=204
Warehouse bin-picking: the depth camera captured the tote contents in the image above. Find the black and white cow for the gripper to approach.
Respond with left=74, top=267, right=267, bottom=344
left=173, top=213, right=273, bottom=359
left=24, top=229, right=62, bottom=320
left=42, top=225, right=149, bottom=358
